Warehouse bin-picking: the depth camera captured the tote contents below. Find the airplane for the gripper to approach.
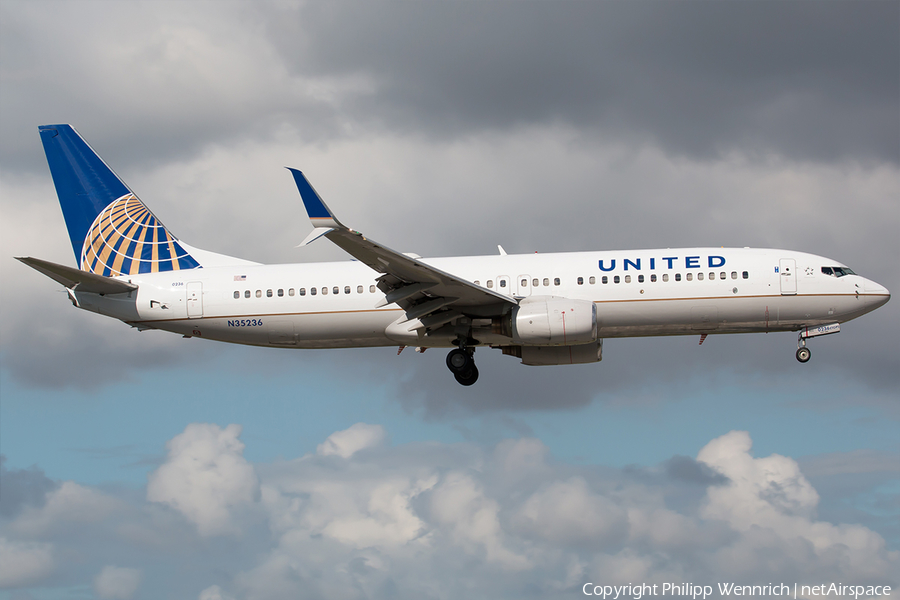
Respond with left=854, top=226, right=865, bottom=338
left=18, top=124, right=891, bottom=385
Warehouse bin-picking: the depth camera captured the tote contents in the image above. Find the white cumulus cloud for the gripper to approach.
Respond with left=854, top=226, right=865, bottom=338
left=93, top=565, right=141, bottom=600
left=0, top=537, right=54, bottom=588
left=147, top=423, right=259, bottom=536
left=316, top=422, right=387, bottom=458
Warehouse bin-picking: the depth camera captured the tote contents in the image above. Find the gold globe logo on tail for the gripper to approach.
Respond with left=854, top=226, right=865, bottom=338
left=80, top=194, right=199, bottom=276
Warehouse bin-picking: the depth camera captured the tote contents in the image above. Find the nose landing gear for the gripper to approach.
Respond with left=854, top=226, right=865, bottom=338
left=446, top=346, right=478, bottom=386
left=795, top=323, right=841, bottom=364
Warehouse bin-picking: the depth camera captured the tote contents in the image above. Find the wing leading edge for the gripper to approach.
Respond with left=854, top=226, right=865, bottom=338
left=288, top=168, right=517, bottom=330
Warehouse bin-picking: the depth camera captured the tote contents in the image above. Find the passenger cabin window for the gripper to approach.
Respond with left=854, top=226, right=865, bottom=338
left=602, top=276, right=608, bottom=284
left=310, top=288, right=316, bottom=295
left=234, top=291, right=240, bottom=299
left=662, top=274, right=669, bottom=282
left=577, top=277, right=584, bottom=285
left=650, top=274, right=657, bottom=282
left=267, top=289, right=273, bottom=297
left=244, top=290, right=251, bottom=298
left=357, top=285, right=363, bottom=293
left=742, top=271, right=749, bottom=279
left=675, top=273, right=682, bottom=281
left=731, top=271, right=738, bottom=280
left=299, top=288, right=306, bottom=296
left=333, top=286, right=339, bottom=295
left=614, top=275, right=620, bottom=284
left=321, top=287, right=328, bottom=295
left=278, top=289, right=284, bottom=297
left=369, top=285, right=376, bottom=293
left=686, top=273, right=692, bottom=281
left=543, top=278, right=550, bottom=286
left=554, top=278, right=561, bottom=286
left=521, top=279, right=528, bottom=287
left=697, top=273, right=704, bottom=281
left=624, top=275, right=631, bottom=283
left=720, top=272, right=726, bottom=280
left=589, top=276, right=596, bottom=284
left=344, top=286, right=351, bottom=294
left=256, top=290, right=262, bottom=298
left=500, top=280, right=506, bottom=288
left=638, top=274, right=644, bottom=283
left=289, top=288, right=295, bottom=296
left=474, top=280, right=480, bottom=286
left=532, top=278, right=539, bottom=286
left=487, top=280, right=493, bottom=288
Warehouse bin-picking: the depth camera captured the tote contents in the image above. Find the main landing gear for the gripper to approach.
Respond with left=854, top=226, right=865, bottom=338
left=447, top=345, right=478, bottom=386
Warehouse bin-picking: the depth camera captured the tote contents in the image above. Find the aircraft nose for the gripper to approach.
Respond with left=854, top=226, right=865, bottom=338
left=863, top=279, right=890, bottom=308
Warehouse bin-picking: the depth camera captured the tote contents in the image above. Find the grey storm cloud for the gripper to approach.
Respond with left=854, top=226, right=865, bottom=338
left=0, top=457, right=59, bottom=518
left=265, top=1, right=900, bottom=164
left=1, top=1, right=897, bottom=176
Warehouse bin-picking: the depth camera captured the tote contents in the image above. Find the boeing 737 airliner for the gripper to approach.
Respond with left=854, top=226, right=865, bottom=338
left=18, top=125, right=891, bottom=385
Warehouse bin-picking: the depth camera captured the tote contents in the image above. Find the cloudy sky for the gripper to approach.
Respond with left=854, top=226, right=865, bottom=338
left=1, top=1, right=898, bottom=598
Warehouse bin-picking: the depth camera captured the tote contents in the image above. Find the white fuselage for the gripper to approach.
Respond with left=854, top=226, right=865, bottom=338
left=74, top=247, right=890, bottom=349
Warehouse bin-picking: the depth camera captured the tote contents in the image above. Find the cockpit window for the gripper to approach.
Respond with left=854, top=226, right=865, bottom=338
left=822, top=266, right=856, bottom=277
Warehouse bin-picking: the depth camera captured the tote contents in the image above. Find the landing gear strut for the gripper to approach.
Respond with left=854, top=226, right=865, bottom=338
left=795, top=323, right=840, bottom=364
left=447, top=345, right=478, bottom=386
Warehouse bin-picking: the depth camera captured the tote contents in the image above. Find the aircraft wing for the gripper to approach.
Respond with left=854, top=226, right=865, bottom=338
left=17, top=256, right=138, bottom=295
left=289, top=169, right=517, bottom=329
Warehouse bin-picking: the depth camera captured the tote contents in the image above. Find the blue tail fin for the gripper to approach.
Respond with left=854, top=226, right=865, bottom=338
left=39, top=124, right=200, bottom=276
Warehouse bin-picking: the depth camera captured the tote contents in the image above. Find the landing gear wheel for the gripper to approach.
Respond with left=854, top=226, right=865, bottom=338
left=796, top=347, right=811, bottom=363
left=454, top=365, right=479, bottom=386
left=446, top=348, right=471, bottom=373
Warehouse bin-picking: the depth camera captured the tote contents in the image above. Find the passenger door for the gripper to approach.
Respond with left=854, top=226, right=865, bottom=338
left=779, top=259, right=797, bottom=295
left=186, top=282, right=203, bottom=318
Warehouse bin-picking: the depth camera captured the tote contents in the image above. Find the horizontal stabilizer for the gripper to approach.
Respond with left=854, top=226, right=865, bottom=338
left=17, top=257, right=137, bottom=295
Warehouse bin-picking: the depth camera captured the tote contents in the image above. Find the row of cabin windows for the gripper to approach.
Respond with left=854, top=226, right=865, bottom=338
left=475, top=271, right=750, bottom=289
left=233, top=270, right=752, bottom=299
left=599, top=270, right=749, bottom=284
left=234, top=284, right=378, bottom=299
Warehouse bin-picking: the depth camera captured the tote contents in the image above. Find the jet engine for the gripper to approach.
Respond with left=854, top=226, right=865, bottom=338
left=493, top=296, right=598, bottom=346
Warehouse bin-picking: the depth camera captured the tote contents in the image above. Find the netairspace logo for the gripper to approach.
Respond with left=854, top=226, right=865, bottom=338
left=582, top=583, right=894, bottom=599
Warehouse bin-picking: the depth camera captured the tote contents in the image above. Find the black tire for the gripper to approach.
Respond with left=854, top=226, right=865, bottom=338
left=446, top=348, right=470, bottom=373
left=796, top=347, right=811, bottom=363
left=454, top=364, right=479, bottom=386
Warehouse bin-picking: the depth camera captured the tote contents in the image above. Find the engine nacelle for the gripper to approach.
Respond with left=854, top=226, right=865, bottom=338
left=506, top=296, right=598, bottom=346
left=502, top=340, right=603, bottom=366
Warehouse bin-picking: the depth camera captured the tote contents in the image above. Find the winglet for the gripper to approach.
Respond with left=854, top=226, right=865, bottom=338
left=287, top=168, right=344, bottom=229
